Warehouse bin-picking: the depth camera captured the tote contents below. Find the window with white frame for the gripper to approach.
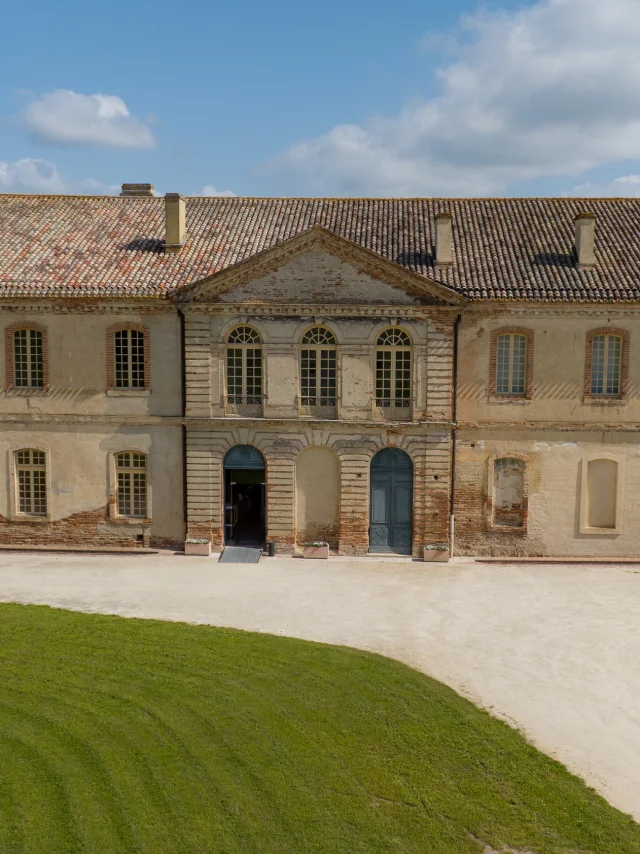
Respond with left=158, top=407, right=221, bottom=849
left=15, top=449, right=47, bottom=515
left=300, top=327, right=337, bottom=407
left=590, top=333, right=622, bottom=397
left=116, top=452, right=148, bottom=517
left=13, top=328, right=43, bottom=388
left=375, top=328, right=411, bottom=409
left=496, top=333, right=527, bottom=396
left=226, top=326, right=262, bottom=404
left=115, top=328, right=145, bottom=389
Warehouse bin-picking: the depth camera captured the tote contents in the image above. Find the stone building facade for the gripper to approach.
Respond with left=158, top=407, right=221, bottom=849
left=1, top=189, right=639, bottom=558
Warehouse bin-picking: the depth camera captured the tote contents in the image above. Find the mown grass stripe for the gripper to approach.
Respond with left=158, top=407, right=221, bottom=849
left=0, top=603, right=638, bottom=854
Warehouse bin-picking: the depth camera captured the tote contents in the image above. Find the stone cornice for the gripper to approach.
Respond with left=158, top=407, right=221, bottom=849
left=181, top=303, right=460, bottom=319
left=0, top=414, right=182, bottom=425
left=0, top=301, right=175, bottom=315
left=184, top=416, right=452, bottom=430
left=464, top=302, right=640, bottom=318
left=457, top=420, right=640, bottom=432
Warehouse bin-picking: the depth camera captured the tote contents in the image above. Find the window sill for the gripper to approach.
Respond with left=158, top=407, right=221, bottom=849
left=106, top=389, right=151, bottom=397
left=583, top=397, right=627, bottom=406
left=579, top=526, right=620, bottom=535
left=488, top=396, right=532, bottom=404
left=108, top=516, right=152, bottom=525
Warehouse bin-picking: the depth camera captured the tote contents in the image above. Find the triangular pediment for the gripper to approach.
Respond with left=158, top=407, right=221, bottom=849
left=176, top=226, right=466, bottom=306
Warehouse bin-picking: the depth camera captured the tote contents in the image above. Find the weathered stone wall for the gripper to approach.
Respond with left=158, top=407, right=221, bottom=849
left=453, top=306, right=640, bottom=556
left=0, top=306, right=184, bottom=548
left=295, top=446, right=339, bottom=548
left=218, top=248, right=422, bottom=305
left=454, top=430, right=640, bottom=557
left=185, top=423, right=451, bottom=557
left=0, top=423, right=184, bottom=548
left=0, top=307, right=181, bottom=417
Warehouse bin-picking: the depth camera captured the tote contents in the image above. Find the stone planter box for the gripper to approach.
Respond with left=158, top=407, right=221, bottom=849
left=184, top=541, right=212, bottom=556
left=423, top=548, right=449, bottom=562
left=302, top=545, right=330, bottom=559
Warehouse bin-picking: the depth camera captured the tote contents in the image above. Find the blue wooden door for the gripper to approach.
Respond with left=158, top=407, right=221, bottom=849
left=369, top=449, right=413, bottom=554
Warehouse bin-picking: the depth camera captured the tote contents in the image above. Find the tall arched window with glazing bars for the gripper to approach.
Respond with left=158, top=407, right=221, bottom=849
left=226, top=326, right=263, bottom=415
left=375, top=328, right=412, bottom=420
left=300, top=327, right=337, bottom=417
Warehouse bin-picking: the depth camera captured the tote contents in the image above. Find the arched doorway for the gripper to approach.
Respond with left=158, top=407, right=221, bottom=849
left=369, top=448, right=413, bottom=555
left=223, top=445, right=266, bottom=547
left=296, top=446, right=339, bottom=548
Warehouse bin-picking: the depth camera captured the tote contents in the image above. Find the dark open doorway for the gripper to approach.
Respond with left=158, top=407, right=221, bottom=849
left=223, top=445, right=266, bottom=547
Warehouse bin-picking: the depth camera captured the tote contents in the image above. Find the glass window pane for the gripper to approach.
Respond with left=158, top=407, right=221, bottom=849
left=590, top=335, right=606, bottom=395
left=14, top=329, right=28, bottom=387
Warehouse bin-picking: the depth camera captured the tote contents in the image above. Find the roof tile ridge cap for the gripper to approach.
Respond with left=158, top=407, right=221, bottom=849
left=0, top=193, right=159, bottom=200
left=179, top=195, right=638, bottom=202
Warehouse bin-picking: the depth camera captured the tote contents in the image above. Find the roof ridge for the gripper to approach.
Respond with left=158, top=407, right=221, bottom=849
left=2, top=193, right=640, bottom=202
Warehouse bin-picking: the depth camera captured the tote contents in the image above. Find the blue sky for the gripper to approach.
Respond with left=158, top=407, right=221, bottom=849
left=1, top=0, right=640, bottom=197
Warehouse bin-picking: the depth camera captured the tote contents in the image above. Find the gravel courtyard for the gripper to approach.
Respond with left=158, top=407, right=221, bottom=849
left=0, top=551, right=638, bottom=821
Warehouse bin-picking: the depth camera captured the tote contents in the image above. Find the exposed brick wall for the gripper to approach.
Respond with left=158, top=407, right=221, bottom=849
left=0, top=506, right=181, bottom=549
left=453, top=443, right=543, bottom=556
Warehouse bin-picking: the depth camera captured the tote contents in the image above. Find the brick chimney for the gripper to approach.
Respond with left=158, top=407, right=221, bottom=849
left=435, top=212, right=453, bottom=265
left=165, top=193, right=186, bottom=254
left=120, top=183, right=155, bottom=197
left=575, top=212, right=596, bottom=267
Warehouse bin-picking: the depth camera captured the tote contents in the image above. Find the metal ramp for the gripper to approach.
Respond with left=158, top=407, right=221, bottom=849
left=218, top=546, right=262, bottom=564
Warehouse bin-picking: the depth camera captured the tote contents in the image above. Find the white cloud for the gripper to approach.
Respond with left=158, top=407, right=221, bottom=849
left=0, top=158, right=65, bottom=193
left=23, top=90, right=156, bottom=149
left=270, top=0, right=640, bottom=196
left=200, top=184, right=236, bottom=196
left=564, top=174, right=640, bottom=197
left=0, top=158, right=119, bottom=195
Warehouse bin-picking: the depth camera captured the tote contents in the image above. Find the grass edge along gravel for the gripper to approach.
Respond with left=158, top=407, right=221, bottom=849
left=0, top=603, right=638, bottom=854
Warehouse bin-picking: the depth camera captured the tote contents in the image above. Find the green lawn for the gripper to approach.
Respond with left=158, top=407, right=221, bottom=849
left=0, top=605, right=638, bottom=854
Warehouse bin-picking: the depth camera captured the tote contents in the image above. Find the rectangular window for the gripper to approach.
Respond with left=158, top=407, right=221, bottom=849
left=301, top=349, right=336, bottom=406
left=376, top=350, right=392, bottom=403
left=115, top=329, right=145, bottom=389
left=116, top=452, right=147, bottom=517
left=226, top=348, right=262, bottom=404
left=591, top=334, right=621, bottom=396
left=376, top=351, right=410, bottom=407
left=245, top=348, right=262, bottom=404
left=15, top=450, right=47, bottom=515
left=14, top=329, right=43, bottom=388
left=496, top=334, right=526, bottom=395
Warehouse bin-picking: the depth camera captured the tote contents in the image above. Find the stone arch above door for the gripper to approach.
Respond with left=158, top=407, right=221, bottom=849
left=223, top=445, right=265, bottom=470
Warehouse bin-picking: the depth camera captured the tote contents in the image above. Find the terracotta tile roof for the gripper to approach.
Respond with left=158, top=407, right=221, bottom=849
left=1, top=193, right=640, bottom=302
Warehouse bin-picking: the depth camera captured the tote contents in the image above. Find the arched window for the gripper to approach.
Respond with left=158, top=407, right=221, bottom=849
left=107, top=323, right=149, bottom=390
left=300, top=326, right=336, bottom=409
left=226, top=326, right=262, bottom=406
left=115, top=452, right=148, bottom=518
left=15, top=449, right=47, bottom=515
left=375, top=328, right=411, bottom=416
